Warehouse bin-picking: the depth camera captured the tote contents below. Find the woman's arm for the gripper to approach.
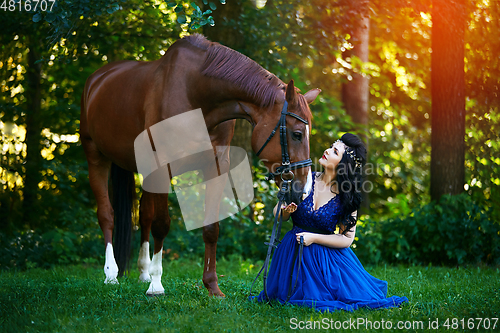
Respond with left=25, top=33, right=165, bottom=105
left=296, top=211, right=357, bottom=249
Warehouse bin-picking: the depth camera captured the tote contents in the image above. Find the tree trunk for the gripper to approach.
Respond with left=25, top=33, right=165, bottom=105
left=22, top=42, right=43, bottom=227
left=341, top=13, right=370, bottom=137
left=341, top=3, right=370, bottom=212
left=430, top=0, right=466, bottom=202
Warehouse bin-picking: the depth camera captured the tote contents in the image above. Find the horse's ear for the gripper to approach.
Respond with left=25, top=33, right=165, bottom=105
left=304, top=88, right=321, bottom=104
left=285, top=79, right=296, bottom=103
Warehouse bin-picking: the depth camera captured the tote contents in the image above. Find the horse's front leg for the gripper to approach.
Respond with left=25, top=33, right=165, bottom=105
left=201, top=146, right=232, bottom=297
left=202, top=222, right=224, bottom=297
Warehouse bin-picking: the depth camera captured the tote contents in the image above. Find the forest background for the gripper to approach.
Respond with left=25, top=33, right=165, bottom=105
left=0, top=0, right=499, bottom=270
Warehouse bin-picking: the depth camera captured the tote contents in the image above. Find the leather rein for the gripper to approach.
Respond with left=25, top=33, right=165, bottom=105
left=250, top=100, right=312, bottom=303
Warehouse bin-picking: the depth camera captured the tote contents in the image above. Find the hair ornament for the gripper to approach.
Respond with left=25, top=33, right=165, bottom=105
left=335, top=139, right=362, bottom=169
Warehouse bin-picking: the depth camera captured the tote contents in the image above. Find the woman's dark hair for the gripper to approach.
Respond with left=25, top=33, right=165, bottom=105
left=318, top=133, right=367, bottom=235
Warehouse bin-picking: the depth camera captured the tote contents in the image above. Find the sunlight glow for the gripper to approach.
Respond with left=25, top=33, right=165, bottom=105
left=419, top=12, right=432, bottom=27
left=251, top=0, right=267, bottom=9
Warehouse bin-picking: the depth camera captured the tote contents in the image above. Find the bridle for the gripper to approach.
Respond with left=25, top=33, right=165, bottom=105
left=255, top=101, right=312, bottom=181
left=251, top=100, right=312, bottom=302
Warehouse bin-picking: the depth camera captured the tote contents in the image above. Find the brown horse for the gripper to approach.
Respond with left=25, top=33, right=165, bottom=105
left=80, top=34, right=320, bottom=296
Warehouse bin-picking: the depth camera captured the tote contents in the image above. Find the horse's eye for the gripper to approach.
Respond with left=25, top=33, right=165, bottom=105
left=292, top=131, right=303, bottom=142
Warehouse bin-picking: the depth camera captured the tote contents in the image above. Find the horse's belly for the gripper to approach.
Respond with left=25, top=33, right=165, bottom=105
left=85, top=62, right=151, bottom=171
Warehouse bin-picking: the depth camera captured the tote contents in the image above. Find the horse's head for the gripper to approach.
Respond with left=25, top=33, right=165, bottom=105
left=252, top=80, right=321, bottom=206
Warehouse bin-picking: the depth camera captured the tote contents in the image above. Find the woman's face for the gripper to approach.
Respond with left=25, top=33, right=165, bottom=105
left=319, top=140, right=345, bottom=171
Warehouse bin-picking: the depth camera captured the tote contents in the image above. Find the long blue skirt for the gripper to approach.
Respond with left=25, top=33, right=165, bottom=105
left=251, top=227, right=409, bottom=312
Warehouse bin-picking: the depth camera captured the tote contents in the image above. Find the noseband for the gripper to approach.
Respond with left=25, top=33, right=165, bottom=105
left=255, top=101, right=313, bottom=181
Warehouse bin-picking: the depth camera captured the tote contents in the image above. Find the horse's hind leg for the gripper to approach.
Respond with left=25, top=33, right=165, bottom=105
left=139, top=192, right=170, bottom=296
left=82, top=137, right=118, bottom=284
left=137, top=192, right=152, bottom=283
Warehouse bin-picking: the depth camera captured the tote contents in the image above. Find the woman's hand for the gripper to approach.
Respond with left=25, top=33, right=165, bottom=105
left=295, top=232, right=315, bottom=246
left=281, top=202, right=297, bottom=214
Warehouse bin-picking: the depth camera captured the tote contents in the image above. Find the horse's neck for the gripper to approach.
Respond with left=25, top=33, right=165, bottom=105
left=200, top=79, right=273, bottom=131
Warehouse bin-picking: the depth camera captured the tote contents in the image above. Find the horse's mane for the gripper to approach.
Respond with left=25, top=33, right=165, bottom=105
left=183, top=34, right=284, bottom=108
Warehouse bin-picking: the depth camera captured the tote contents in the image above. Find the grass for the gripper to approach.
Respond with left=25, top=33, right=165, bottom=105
left=0, top=255, right=499, bottom=332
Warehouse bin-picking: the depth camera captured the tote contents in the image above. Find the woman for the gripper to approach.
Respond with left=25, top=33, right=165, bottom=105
left=253, top=133, right=408, bottom=312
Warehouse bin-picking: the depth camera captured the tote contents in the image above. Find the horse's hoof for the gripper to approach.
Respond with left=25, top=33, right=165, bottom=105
left=104, top=278, right=119, bottom=284
left=209, top=290, right=226, bottom=298
left=146, top=291, right=165, bottom=297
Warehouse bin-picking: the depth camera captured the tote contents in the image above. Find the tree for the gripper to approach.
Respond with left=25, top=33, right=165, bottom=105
left=340, top=0, right=370, bottom=210
left=22, top=37, right=43, bottom=226
left=1, top=10, right=47, bottom=227
left=341, top=0, right=370, bottom=138
left=430, top=0, right=466, bottom=201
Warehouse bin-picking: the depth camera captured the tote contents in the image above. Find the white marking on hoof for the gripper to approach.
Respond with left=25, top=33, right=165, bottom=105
left=146, top=248, right=165, bottom=296
left=104, top=243, right=119, bottom=284
left=137, top=241, right=151, bottom=282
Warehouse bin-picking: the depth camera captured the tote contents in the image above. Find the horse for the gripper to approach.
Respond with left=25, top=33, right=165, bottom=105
left=80, top=33, right=320, bottom=296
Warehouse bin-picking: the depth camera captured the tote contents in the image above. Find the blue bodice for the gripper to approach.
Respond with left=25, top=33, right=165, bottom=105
left=291, top=172, right=341, bottom=234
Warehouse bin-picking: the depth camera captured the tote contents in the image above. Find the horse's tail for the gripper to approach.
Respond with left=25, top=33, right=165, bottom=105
left=110, top=163, right=135, bottom=277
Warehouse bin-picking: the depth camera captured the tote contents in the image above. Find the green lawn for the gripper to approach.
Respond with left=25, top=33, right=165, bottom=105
left=0, top=255, right=499, bottom=332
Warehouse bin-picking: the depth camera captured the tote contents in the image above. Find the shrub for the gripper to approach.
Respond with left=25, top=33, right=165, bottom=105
left=0, top=207, right=103, bottom=271
left=355, top=193, right=500, bottom=266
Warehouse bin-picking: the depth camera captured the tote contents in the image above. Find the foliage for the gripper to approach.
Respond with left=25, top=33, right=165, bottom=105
left=0, top=205, right=102, bottom=270
left=463, top=1, right=500, bottom=222
left=1, top=260, right=499, bottom=332
left=355, top=193, right=500, bottom=266
left=1, top=0, right=196, bottom=233
left=365, top=5, right=433, bottom=215
left=28, top=0, right=225, bottom=50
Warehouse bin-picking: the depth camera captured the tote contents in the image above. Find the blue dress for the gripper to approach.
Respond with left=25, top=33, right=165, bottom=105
left=253, top=173, right=408, bottom=312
